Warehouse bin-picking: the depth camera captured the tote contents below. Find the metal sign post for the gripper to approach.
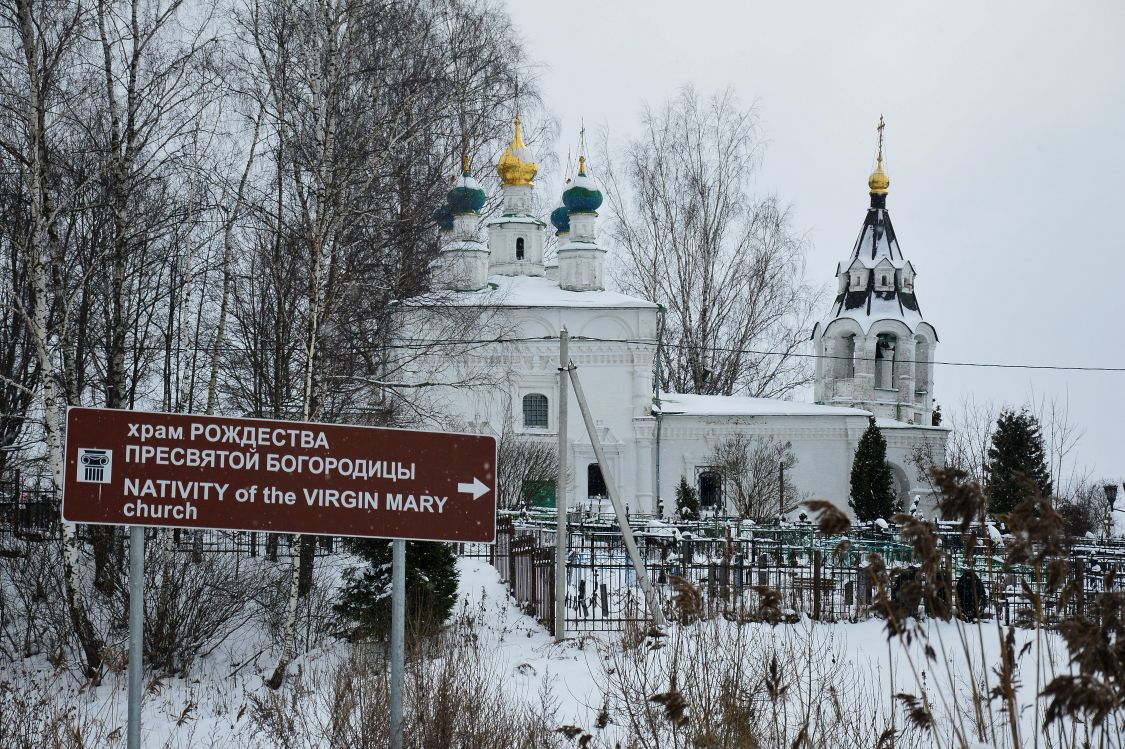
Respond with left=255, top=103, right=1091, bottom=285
left=127, top=525, right=143, bottom=749
left=389, top=539, right=406, bottom=749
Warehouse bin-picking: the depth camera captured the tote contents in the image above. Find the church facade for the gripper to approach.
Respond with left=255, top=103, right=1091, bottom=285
left=398, top=119, right=948, bottom=519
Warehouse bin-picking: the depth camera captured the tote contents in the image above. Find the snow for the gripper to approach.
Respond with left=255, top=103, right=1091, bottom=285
left=655, top=392, right=869, bottom=417
left=825, top=294, right=926, bottom=335
left=847, top=251, right=906, bottom=270
left=404, top=273, right=659, bottom=309
left=484, top=213, right=547, bottom=227
left=3, top=554, right=1104, bottom=747
left=557, top=239, right=605, bottom=253
left=875, top=417, right=949, bottom=431
left=438, top=239, right=487, bottom=253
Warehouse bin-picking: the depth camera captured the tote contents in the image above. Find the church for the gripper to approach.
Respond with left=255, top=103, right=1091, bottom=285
left=395, top=118, right=948, bottom=519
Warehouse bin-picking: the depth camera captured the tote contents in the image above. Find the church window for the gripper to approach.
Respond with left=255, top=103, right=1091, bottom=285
left=914, top=336, right=930, bottom=397
left=881, top=275, right=888, bottom=286
left=876, top=333, right=897, bottom=389
left=516, top=237, right=525, bottom=260
left=587, top=463, right=607, bottom=498
left=838, top=335, right=856, bottom=379
left=698, top=470, right=722, bottom=511
left=522, top=393, right=548, bottom=428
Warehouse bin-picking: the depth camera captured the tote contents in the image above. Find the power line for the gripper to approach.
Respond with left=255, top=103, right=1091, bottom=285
left=107, top=334, right=1125, bottom=373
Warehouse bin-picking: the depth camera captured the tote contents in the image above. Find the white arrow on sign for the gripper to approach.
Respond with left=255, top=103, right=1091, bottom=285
left=457, top=477, right=490, bottom=500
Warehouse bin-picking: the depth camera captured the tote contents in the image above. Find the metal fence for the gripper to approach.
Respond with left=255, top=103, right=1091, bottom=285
left=472, top=515, right=1125, bottom=634
left=3, top=485, right=1123, bottom=632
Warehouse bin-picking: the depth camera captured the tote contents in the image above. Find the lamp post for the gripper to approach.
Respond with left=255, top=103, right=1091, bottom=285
left=1104, top=484, right=1119, bottom=541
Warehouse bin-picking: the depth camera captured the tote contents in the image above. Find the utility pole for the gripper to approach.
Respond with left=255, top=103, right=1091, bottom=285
left=568, top=360, right=667, bottom=628
left=555, top=329, right=569, bottom=642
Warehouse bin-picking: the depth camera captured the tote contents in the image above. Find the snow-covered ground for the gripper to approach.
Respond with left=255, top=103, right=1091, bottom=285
left=3, top=556, right=1114, bottom=748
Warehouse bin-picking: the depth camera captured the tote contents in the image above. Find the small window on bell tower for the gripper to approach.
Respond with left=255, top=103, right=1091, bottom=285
left=516, top=237, right=525, bottom=260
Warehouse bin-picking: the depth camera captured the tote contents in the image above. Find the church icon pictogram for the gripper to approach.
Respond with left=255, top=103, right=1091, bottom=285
left=77, top=448, right=112, bottom=484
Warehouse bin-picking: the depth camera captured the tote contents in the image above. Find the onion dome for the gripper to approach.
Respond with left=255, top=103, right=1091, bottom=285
left=447, top=155, right=486, bottom=214
left=432, top=201, right=454, bottom=231
left=562, top=156, right=602, bottom=213
left=868, top=157, right=890, bottom=195
left=497, top=117, right=538, bottom=187
left=550, top=197, right=570, bottom=234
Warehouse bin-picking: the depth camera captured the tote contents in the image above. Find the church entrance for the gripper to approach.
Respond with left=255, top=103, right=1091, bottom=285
left=698, top=470, right=722, bottom=513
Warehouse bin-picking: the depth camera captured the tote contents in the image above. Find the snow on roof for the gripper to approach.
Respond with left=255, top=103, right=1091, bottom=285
left=822, top=292, right=926, bottom=335
left=852, top=208, right=902, bottom=264
left=875, top=417, right=950, bottom=431
left=484, top=213, right=546, bottom=227
left=439, top=240, right=488, bottom=254
left=815, top=201, right=936, bottom=340
left=404, top=273, right=658, bottom=309
left=654, top=392, right=870, bottom=417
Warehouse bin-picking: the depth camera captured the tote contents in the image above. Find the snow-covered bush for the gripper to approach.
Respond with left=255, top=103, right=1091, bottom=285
left=140, top=540, right=267, bottom=675
left=0, top=539, right=72, bottom=665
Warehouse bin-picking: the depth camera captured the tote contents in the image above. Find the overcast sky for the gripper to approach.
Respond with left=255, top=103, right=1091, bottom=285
left=506, top=0, right=1125, bottom=483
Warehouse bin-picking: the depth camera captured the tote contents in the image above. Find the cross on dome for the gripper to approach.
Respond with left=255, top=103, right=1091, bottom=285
left=868, top=115, right=890, bottom=195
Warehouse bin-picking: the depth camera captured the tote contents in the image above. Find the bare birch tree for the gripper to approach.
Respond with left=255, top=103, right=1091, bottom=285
left=599, top=85, right=820, bottom=399
left=0, top=0, right=105, bottom=679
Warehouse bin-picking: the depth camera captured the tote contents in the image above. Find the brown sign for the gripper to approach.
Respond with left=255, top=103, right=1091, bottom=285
left=62, top=408, right=497, bottom=542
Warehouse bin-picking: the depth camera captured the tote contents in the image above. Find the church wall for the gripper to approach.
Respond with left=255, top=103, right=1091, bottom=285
left=396, top=302, right=660, bottom=510
left=650, top=415, right=948, bottom=520
left=651, top=414, right=866, bottom=517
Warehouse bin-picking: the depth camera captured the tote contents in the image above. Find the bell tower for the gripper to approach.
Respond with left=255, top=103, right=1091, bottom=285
left=811, top=118, right=939, bottom=425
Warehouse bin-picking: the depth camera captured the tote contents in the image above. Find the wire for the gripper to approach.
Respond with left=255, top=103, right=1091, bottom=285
left=144, top=334, right=1125, bottom=373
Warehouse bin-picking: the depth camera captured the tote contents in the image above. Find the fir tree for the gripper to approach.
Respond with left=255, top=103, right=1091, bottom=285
left=675, top=475, right=700, bottom=520
left=334, top=540, right=460, bottom=640
left=849, top=416, right=896, bottom=521
left=985, top=408, right=1052, bottom=515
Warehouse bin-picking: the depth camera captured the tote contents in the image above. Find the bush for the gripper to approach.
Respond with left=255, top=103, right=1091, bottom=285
left=985, top=408, right=1052, bottom=515
left=849, top=416, right=896, bottom=521
left=141, top=539, right=263, bottom=674
left=674, top=475, right=700, bottom=520
left=335, top=540, right=459, bottom=641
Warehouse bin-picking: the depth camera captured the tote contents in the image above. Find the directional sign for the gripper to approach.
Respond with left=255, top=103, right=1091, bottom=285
left=62, top=407, right=497, bottom=542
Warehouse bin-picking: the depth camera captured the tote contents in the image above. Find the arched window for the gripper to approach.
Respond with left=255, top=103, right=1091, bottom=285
left=587, top=463, right=607, bottom=498
left=698, top=470, right=721, bottom=511
left=522, top=393, right=548, bottom=428
left=914, top=336, right=930, bottom=397
left=516, top=237, right=525, bottom=260
left=838, top=335, right=856, bottom=379
left=876, top=333, right=897, bottom=390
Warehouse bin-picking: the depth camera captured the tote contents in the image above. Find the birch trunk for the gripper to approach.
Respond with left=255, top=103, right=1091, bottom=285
left=14, top=0, right=102, bottom=680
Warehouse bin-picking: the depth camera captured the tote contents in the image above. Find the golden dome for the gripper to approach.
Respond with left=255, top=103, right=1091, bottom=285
left=497, top=116, right=538, bottom=187
left=868, top=115, right=890, bottom=195
left=868, top=156, right=890, bottom=194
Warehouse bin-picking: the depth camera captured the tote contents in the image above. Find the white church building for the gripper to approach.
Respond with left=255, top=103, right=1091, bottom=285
left=397, top=118, right=948, bottom=519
